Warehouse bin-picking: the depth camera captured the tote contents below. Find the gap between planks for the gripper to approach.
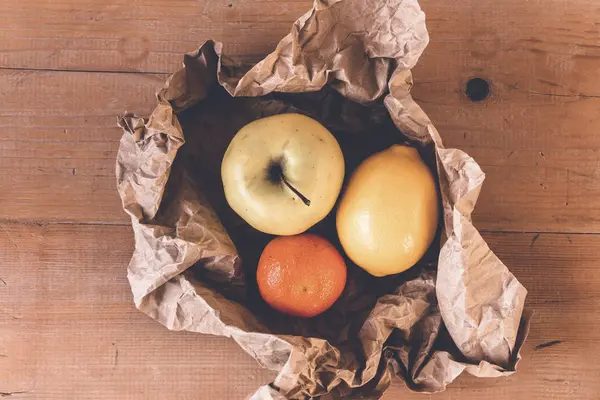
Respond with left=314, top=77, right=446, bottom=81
left=0, top=218, right=596, bottom=236
left=0, top=66, right=170, bottom=75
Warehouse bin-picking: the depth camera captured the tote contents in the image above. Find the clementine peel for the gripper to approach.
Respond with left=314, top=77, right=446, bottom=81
left=256, top=234, right=347, bottom=318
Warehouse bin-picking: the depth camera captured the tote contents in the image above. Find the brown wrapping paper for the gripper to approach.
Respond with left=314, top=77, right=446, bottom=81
left=116, top=0, right=531, bottom=398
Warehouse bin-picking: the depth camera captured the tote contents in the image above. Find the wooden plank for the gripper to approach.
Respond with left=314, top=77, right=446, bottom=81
left=0, top=67, right=598, bottom=232
left=3, top=0, right=600, bottom=84
left=0, top=0, right=310, bottom=72
left=1, top=223, right=598, bottom=398
left=412, top=0, right=600, bottom=232
left=386, top=231, right=600, bottom=399
left=0, top=70, right=165, bottom=224
left=2, top=0, right=600, bottom=231
left=387, top=340, right=599, bottom=399
left=418, top=0, right=600, bottom=96
left=0, top=223, right=275, bottom=399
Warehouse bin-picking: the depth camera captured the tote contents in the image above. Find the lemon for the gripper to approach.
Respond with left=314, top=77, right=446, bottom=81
left=336, top=145, right=439, bottom=277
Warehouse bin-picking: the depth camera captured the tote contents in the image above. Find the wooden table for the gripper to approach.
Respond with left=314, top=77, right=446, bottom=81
left=1, top=0, right=598, bottom=398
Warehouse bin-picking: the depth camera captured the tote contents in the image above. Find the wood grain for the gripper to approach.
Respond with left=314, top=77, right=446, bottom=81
left=386, top=232, right=600, bottom=399
left=1, top=223, right=598, bottom=399
left=0, top=70, right=164, bottom=224
left=2, top=0, right=600, bottom=231
left=412, top=0, right=600, bottom=232
left=0, top=0, right=310, bottom=72
left=2, top=0, right=599, bottom=398
left=0, top=223, right=275, bottom=399
left=0, top=67, right=598, bottom=232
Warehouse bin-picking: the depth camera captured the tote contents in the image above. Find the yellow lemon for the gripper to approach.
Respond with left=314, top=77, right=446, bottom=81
left=336, top=145, right=439, bottom=277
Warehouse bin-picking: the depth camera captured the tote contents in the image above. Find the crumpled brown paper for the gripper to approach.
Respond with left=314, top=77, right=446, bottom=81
left=116, top=0, right=531, bottom=398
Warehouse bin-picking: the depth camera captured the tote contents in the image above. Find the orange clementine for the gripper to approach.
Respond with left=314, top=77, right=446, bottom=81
left=256, top=234, right=347, bottom=318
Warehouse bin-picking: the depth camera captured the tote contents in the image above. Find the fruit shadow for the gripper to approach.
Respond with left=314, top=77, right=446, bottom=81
left=176, top=82, right=442, bottom=347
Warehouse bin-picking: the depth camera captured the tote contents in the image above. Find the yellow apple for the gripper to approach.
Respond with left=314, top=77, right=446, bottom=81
left=336, top=145, right=439, bottom=277
left=221, top=113, right=345, bottom=236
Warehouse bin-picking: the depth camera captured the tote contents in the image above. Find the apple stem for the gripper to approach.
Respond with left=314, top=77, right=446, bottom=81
left=267, top=161, right=311, bottom=206
left=282, top=178, right=311, bottom=206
